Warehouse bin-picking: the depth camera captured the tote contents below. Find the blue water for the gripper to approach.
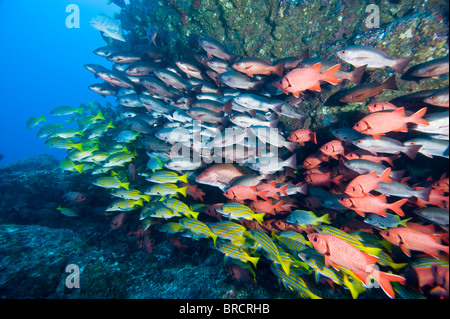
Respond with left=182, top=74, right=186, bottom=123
left=0, top=0, right=119, bottom=166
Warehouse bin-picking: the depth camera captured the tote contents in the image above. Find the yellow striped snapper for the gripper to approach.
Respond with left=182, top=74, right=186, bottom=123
left=106, top=198, right=143, bottom=212
left=37, top=123, right=62, bottom=138
left=162, top=198, right=199, bottom=219
left=59, top=159, right=84, bottom=174
left=216, top=241, right=259, bottom=268
left=209, top=221, right=247, bottom=246
left=92, top=176, right=130, bottom=190
left=179, top=217, right=217, bottom=246
left=149, top=206, right=182, bottom=219
left=26, top=115, right=46, bottom=130
left=86, top=121, right=115, bottom=139
left=57, top=205, right=79, bottom=217
left=249, top=229, right=291, bottom=275
left=67, top=145, right=99, bottom=162
left=50, top=105, right=84, bottom=116
left=216, top=203, right=265, bottom=225
left=48, top=128, right=84, bottom=139
left=111, top=189, right=150, bottom=202
left=78, top=111, right=106, bottom=132
left=157, top=222, right=187, bottom=234
left=103, top=150, right=136, bottom=167
left=146, top=170, right=188, bottom=184
left=44, top=137, right=83, bottom=151
left=271, top=263, right=321, bottom=299
left=144, top=183, right=187, bottom=197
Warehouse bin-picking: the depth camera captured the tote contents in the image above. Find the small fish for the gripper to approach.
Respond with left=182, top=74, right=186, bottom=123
left=364, top=213, right=411, bottom=229
left=195, top=163, right=249, bottom=191
left=179, top=217, right=217, bottom=246
left=273, top=63, right=340, bottom=97
left=198, top=36, right=237, bottom=62
left=338, top=195, right=408, bottom=217
left=411, top=111, right=449, bottom=136
left=59, top=159, right=84, bottom=174
left=327, top=75, right=398, bottom=104
left=57, top=205, right=79, bottom=217
left=336, top=45, right=413, bottom=73
left=146, top=170, right=188, bottom=184
left=216, top=202, right=265, bottom=225
left=248, top=154, right=297, bottom=175
left=232, top=94, right=284, bottom=112
left=112, top=189, right=150, bottom=202
left=92, top=176, right=129, bottom=190
left=379, top=227, right=449, bottom=259
left=352, top=107, right=429, bottom=139
left=286, top=210, right=330, bottom=228
left=249, top=126, right=297, bottom=152
left=288, top=129, right=317, bottom=146
left=219, top=70, right=264, bottom=90
left=345, top=167, right=391, bottom=197
left=423, top=88, right=449, bottom=108
left=223, top=185, right=269, bottom=203
left=308, top=233, right=406, bottom=298
left=413, top=207, right=449, bottom=227
left=157, top=222, right=186, bottom=234
left=351, top=135, right=422, bottom=160
left=50, top=105, right=84, bottom=116
left=45, top=137, right=83, bottom=151
left=319, top=139, right=345, bottom=159
left=209, top=221, right=247, bottom=246
left=250, top=229, right=291, bottom=275
left=401, top=56, right=449, bottom=79
left=232, top=57, right=284, bottom=78
left=366, top=101, right=399, bottom=113
left=216, top=242, right=260, bottom=268
left=106, top=199, right=143, bottom=212
left=176, top=60, right=205, bottom=80
left=403, top=137, right=449, bottom=158
left=249, top=199, right=285, bottom=215
left=63, top=192, right=87, bottom=203
left=376, top=181, right=431, bottom=201
left=89, top=14, right=126, bottom=42
left=145, top=183, right=187, bottom=197
left=163, top=198, right=199, bottom=219
left=271, top=263, right=321, bottom=299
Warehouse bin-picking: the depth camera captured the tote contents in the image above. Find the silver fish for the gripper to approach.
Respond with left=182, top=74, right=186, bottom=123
left=404, top=137, right=449, bottom=158
left=376, top=181, right=431, bottom=201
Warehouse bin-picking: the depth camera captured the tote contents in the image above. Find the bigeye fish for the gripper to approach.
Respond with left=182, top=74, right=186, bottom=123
left=336, top=45, right=413, bottom=73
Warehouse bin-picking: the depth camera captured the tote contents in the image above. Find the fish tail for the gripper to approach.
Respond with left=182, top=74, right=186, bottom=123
left=312, top=131, right=317, bottom=144
left=210, top=232, right=217, bottom=247
left=38, top=114, right=47, bottom=122
left=279, top=184, right=288, bottom=196
left=321, top=63, right=341, bottom=85
left=403, top=144, right=422, bottom=160
left=279, top=259, right=291, bottom=275
left=254, top=213, right=266, bottom=225
left=272, top=61, right=285, bottom=77
left=399, top=217, right=412, bottom=228
left=409, top=107, right=429, bottom=126
left=416, top=187, right=432, bottom=202
left=72, top=143, right=83, bottom=151
left=319, top=213, right=331, bottom=224
left=380, top=167, right=392, bottom=183
left=384, top=155, right=401, bottom=167
left=392, top=56, right=413, bottom=74
left=389, top=198, right=408, bottom=217
left=179, top=173, right=188, bottom=183
left=120, top=182, right=130, bottom=190
left=96, top=110, right=105, bottom=120
left=223, top=100, right=232, bottom=115
left=349, top=65, right=367, bottom=85
left=269, top=118, right=279, bottom=128
left=141, top=194, right=151, bottom=202
left=188, top=211, right=199, bottom=220
left=74, top=163, right=84, bottom=174
left=75, top=107, right=84, bottom=114
left=247, top=256, right=260, bottom=268
left=283, top=153, right=297, bottom=168
left=382, top=75, right=398, bottom=90
left=178, top=186, right=188, bottom=197
left=373, top=270, right=406, bottom=299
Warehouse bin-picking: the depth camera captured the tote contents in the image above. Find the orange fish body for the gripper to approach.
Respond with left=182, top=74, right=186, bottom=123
left=379, top=227, right=450, bottom=259
left=319, top=139, right=345, bottom=159
left=345, top=167, right=391, bottom=197
left=305, top=172, right=343, bottom=188
left=308, top=233, right=405, bottom=298
left=288, top=129, right=317, bottom=146
left=344, top=150, right=400, bottom=167
left=250, top=199, right=285, bottom=215
left=274, top=63, right=340, bottom=97
left=302, top=152, right=329, bottom=169
left=366, top=101, right=399, bottom=113
left=255, top=181, right=288, bottom=200
left=415, top=188, right=449, bottom=208
left=353, top=107, right=429, bottom=139
left=338, top=194, right=408, bottom=217
left=232, top=58, right=284, bottom=78
left=432, top=174, right=449, bottom=192
left=223, top=185, right=269, bottom=203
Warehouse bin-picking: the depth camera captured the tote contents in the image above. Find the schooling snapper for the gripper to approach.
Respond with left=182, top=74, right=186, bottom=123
left=22, top=0, right=449, bottom=300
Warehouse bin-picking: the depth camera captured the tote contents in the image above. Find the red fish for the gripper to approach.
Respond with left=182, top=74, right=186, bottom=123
left=128, top=163, right=136, bottom=181
left=255, top=181, right=288, bottom=200
left=287, top=129, right=317, bottom=146
left=304, top=172, right=343, bottom=188
left=231, top=57, right=284, bottom=78
left=110, top=212, right=127, bottom=230
left=302, top=152, right=330, bottom=169
left=414, top=188, right=449, bottom=208
left=344, top=149, right=400, bottom=166
left=352, top=107, right=429, bottom=140
left=379, top=227, right=449, bottom=259
left=273, top=63, right=340, bottom=97
left=432, top=174, right=449, bottom=193
left=431, top=264, right=449, bottom=299
left=345, top=167, right=391, bottom=197
left=63, top=192, right=87, bottom=203
left=223, top=185, right=269, bottom=203
left=366, top=101, right=399, bottom=113
left=338, top=195, right=408, bottom=217
left=250, top=199, right=285, bottom=215
left=308, top=233, right=406, bottom=298
left=319, top=140, right=346, bottom=159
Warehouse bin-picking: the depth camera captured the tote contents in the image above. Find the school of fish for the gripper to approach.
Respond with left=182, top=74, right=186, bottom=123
left=28, top=13, right=449, bottom=299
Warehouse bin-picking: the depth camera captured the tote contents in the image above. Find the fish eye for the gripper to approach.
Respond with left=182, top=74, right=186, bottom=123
left=312, top=236, right=318, bottom=242
left=410, top=141, right=415, bottom=145
left=357, top=139, right=362, bottom=143
left=430, top=96, right=437, bottom=100
left=385, top=231, right=389, bottom=236
left=355, top=123, right=359, bottom=127
left=341, top=49, right=347, bottom=54
left=235, top=62, right=240, bottom=66
left=352, top=187, right=356, bottom=192
left=298, top=63, right=304, bottom=67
